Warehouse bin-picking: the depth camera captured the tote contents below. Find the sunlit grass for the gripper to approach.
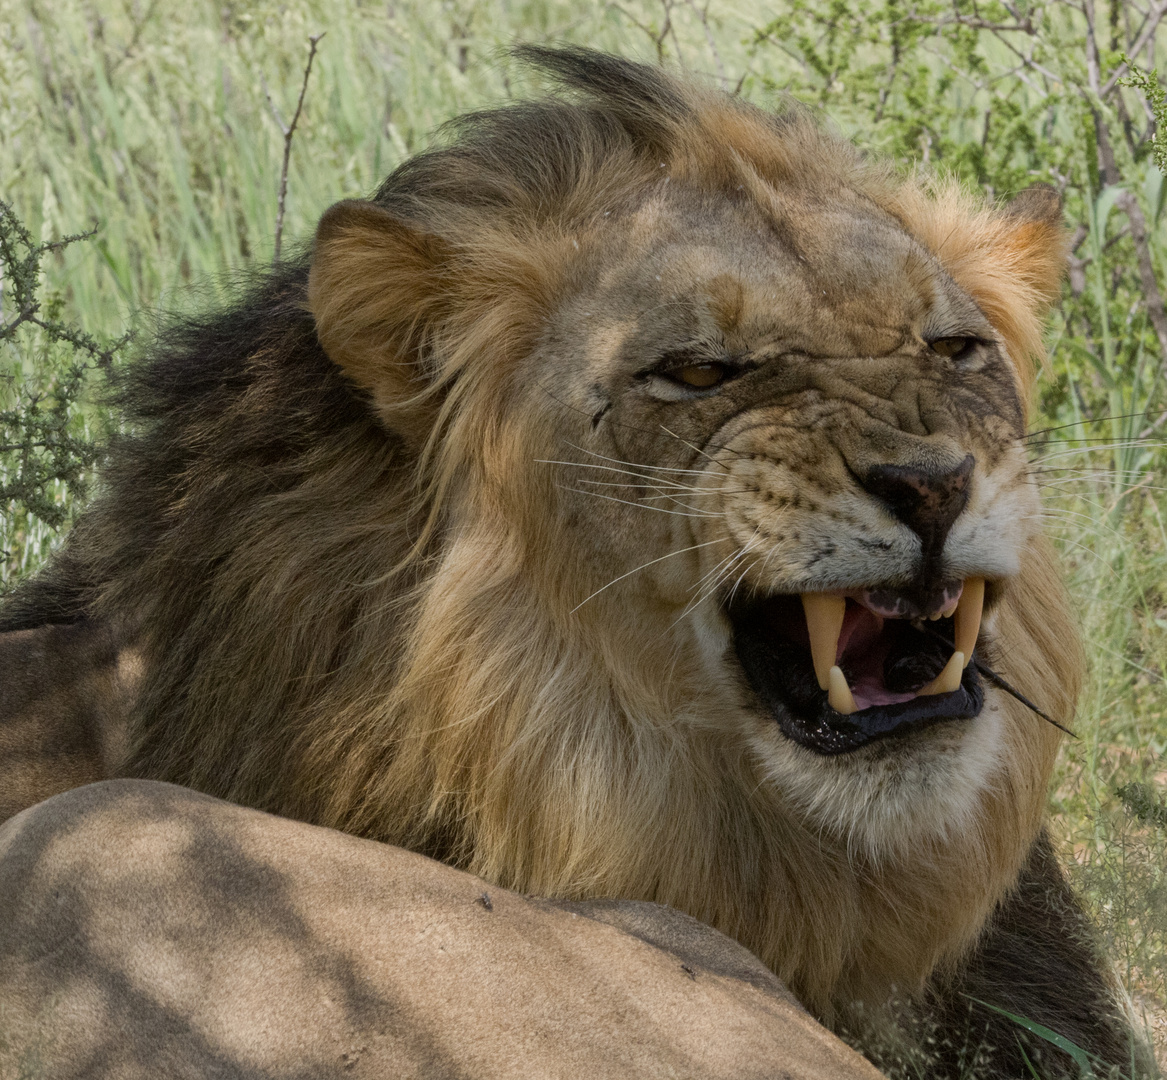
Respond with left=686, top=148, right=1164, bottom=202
left=1038, top=447, right=1167, bottom=1064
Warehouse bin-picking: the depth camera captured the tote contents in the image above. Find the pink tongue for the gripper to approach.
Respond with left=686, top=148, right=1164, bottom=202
left=851, top=681, right=918, bottom=709
left=836, top=604, right=919, bottom=710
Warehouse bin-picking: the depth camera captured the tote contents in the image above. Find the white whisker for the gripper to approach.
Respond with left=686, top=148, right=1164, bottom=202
left=571, top=538, right=728, bottom=613
left=658, top=423, right=735, bottom=471
left=677, top=532, right=763, bottom=623
left=563, top=445, right=716, bottom=476
left=538, top=459, right=713, bottom=491
left=558, top=486, right=720, bottom=518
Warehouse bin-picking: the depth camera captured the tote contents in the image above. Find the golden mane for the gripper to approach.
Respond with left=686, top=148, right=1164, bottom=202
left=3, top=47, right=1083, bottom=1030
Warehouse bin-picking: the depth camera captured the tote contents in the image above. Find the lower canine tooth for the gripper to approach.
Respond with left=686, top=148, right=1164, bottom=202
left=828, top=666, right=858, bottom=715
left=802, top=593, right=846, bottom=691
left=954, top=578, right=985, bottom=667
left=920, top=651, right=964, bottom=695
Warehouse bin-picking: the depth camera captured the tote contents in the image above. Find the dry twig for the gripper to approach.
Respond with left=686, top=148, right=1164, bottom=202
left=264, top=32, right=325, bottom=264
left=1082, top=0, right=1167, bottom=361
left=1101, top=0, right=1167, bottom=97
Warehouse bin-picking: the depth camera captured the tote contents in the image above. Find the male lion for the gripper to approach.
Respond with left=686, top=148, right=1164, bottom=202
left=0, top=47, right=1146, bottom=1077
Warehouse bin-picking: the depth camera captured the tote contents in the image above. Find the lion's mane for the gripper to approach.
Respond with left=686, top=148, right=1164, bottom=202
left=2, top=48, right=1083, bottom=1025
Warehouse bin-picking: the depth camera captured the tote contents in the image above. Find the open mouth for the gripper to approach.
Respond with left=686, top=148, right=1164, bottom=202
left=729, top=579, right=986, bottom=755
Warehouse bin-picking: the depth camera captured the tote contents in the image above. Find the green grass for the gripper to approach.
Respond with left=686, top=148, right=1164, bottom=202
left=2, top=0, right=1166, bottom=1070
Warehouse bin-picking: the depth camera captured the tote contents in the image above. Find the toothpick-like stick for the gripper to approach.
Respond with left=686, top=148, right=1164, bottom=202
left=972, top=661, right=1077, bottom=738
left=915, top=621, right=1075, bottom=737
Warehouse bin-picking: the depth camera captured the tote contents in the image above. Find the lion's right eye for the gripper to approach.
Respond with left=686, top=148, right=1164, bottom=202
left=664, top=362, right=731, bottom=389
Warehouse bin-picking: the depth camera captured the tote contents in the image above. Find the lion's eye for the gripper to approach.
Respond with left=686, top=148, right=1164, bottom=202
left=667, top=362, right=730, bottom=389
left=930, top=337, right=976, bottom=360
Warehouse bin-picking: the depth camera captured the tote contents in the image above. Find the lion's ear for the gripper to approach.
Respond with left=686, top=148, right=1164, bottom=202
left=893, top=181, right=1069, bottom=400
left=308, top=200, right=451, bottom=443
left=991, top=182, right=1068, bottom=322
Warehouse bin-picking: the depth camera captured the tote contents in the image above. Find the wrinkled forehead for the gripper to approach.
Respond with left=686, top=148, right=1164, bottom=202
left=588, top=189, right=991, bottom=360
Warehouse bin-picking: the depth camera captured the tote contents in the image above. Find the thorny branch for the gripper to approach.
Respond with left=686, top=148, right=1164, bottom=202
left=0, top=201, right=129, bottom=533
left=1100, top=0, right=1167, bottom=97
left=264, top=32, right=325, bottom=264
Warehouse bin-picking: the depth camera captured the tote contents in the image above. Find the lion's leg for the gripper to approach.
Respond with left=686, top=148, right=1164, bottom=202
left=0, top=621, right=134, bottom=824
left=0, top=779, right=885, bottom=1080
left=919, top=830, right=1149, bottom=1079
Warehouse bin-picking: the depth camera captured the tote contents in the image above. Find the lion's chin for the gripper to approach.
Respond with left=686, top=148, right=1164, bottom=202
left=728, top=589, right=985, bottom=755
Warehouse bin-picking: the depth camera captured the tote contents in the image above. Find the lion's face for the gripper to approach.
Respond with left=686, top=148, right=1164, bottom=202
left=508, top=184, right=1041, bottom=848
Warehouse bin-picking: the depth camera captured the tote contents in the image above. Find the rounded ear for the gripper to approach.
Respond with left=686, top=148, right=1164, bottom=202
left=1003, top=182, right=1063, bottom=224
left=308, top=200, right=451, bottom=444
left=997, top=182, right=1067, bottom=307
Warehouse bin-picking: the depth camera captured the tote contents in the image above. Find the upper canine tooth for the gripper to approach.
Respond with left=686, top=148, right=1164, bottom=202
left=920, top=651, right=964, bottom=695
left=954, top=578, right=985, bottom=668
left=802, top=593, right=845, bottom=691
left=828, top=665, right=858, bottom=715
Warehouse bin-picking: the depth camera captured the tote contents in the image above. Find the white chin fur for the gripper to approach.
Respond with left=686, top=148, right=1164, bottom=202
left=750, top=698, right=1007, bottom=861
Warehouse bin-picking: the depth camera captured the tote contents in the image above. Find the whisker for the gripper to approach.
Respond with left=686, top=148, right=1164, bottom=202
left=558, top=486, right=720, bottom=518
left=658, top=423, right=737, bottom=471
left=689, top=542, right=750, bottom=592
left=565, top=446, right=716, bottom=476
left=724, top=547, right=761, bottom=609
left=675, top=545, right=753, bottom=624
left=641, top=489, right=753, bottom=498
left=537, top=459, right=710, bottom=488
left=571, top=538, right=728, bottom=613
left=1044, top=534, right=1124, bottom=574
left=680, top=530, right=766, bottom=622
left=1022, top=412, right=1162, bottom=440
left=1031, top=441, right=1167, bottom=461
left=1035, top=471, right=1162, bottom=484
left=570, top=478, right=742, bottom=496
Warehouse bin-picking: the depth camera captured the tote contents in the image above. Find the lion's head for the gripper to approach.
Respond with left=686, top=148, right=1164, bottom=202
left=16, top=47, right=1078, bottom=1020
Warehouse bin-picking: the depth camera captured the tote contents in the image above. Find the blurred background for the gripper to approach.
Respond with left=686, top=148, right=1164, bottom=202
left=0, top=0, right=1164, bottom=1060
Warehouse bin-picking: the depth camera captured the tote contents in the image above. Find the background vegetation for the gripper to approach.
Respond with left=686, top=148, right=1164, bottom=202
left=1, top=0, right=1165, bottom=1069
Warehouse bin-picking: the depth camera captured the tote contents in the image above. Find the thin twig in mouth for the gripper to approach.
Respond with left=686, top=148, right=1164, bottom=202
left=916, top=622, right=1076, bottom=737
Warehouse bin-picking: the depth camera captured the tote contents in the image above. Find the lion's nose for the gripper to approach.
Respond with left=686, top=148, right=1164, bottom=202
left=861, top=454, right=975, bottom=555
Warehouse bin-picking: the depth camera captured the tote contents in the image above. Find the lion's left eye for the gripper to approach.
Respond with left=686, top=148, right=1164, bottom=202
left=930, top=337, right=977, bottom=360
left=666, top=362, right=731, bottom=389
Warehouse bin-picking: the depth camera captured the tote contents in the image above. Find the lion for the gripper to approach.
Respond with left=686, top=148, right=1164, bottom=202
left=0, top=46, right=1147, bottom=1077
left=0, top=779, right=885, bottom=1080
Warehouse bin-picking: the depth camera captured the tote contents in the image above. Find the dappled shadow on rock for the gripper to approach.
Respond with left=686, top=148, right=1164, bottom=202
left=0, top=780, right=885, bottom=1080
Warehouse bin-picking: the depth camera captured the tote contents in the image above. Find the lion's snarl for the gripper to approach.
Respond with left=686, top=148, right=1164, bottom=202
left=0, top=46, right=1141, bottom=1076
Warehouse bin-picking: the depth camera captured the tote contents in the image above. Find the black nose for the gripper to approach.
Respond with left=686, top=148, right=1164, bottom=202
left=861, top=454, right=974, bottom=555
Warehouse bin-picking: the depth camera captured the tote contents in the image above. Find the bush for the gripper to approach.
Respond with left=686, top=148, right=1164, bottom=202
left=0, top=200, right=126, bottom=586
